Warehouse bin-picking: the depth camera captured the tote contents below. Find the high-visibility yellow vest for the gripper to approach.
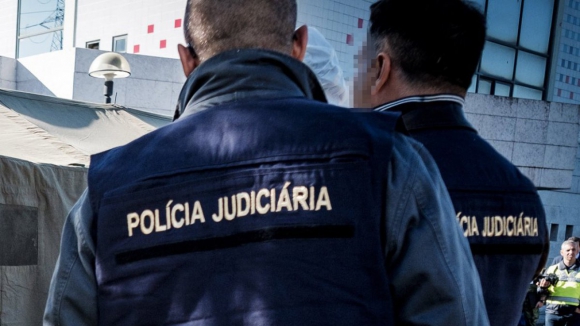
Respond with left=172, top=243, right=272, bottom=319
left=546, top=264, right=580, bottom=306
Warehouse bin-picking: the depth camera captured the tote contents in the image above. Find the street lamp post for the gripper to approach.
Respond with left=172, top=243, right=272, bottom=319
left=88, top=52, right=131, bottom=104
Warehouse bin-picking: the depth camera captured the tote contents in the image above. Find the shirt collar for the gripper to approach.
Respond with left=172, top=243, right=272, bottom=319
left=374, top=94, right=475, bottom=133
left=374, top=94, right=465, bottom=112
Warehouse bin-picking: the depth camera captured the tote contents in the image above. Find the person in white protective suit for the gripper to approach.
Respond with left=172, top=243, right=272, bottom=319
left=302, top=26, right=350, bottom=107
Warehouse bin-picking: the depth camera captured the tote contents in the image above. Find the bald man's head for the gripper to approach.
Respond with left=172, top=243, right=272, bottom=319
left=184, top=0, right=297, bottom=61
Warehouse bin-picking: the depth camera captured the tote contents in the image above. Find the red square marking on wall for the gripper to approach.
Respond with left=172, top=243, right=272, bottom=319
left=134, top=44, right=140, bottom=53
left=558, top=89, right=562, bottom=97
left=566, top=75, right=570, bottom=83
left=175, top=19, right=182, bottom=28
left=160, top=40, right=167, bottom=49
left=571, top=92, right=575, bottom=100
left=358, top=18, right=364, bottom=28
left=148, top=24, right=154, bottom=33
left=346, top=34, right=353, bottom=46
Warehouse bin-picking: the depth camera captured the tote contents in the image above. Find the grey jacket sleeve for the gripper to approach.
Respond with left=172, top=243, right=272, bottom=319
left=43, top=190, right=98, bottom=326
left=384, top=134, right=489, bottom=326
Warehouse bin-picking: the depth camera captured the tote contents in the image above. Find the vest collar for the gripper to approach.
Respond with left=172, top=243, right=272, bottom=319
left=374, top=94, right=476, bottom=133
left=559, top=260, right=580, bottom=271
left=174, top=49, right=327, bottom=120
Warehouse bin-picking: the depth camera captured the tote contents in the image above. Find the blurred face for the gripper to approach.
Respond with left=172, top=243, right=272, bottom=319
left=561, top=243, right=578, bottom=266
left=352, top=38, right=379, bottom=109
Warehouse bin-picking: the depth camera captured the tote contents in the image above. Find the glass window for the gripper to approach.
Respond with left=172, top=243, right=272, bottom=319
left=17, top=0, right=64, bottom=58
left=86, top=40, right=100, bottom=50
left=480, top=41, right=516, bottom=80
left=550, top=224, right=559, bottom=241
left=513, top=85, right=543, bottom=100
left=494, top=82, right=511, bottom=97
left=566, top=225, right=574, bottom=240
left=515, top=51, right=547, bottom=87
left=18, top=34, right=55, bottom=58
left=478, top=79, right=492, bottom=95
left=471, top=0, right=486, bottom=13
left=113, top=35, right=127, bottom=53
left=467, top=74, right=477, bottom=93
left=486, top=0, right=521, bottom=44
left=520, top=0, right=554, bottom=54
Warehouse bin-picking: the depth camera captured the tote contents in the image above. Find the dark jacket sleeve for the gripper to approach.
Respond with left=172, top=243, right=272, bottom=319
left=384, top=134, right=489, bottom=326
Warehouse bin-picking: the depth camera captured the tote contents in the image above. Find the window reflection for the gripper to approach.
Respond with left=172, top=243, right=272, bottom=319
left=18, top=0, right=64, bottom=58
left=478, top=79, right=492, bottom=95
left=515, top=51, right=547, bottom=88
left=487, top=0, right=521, bottom=44
left=466, top=0, right=554, bottom=100
left=481, top=41, right=516, bottom=80
left=467, top=74, right=477, bottom=93
left=513, top=85, right=543, bottom=100
left=494, top=82, right=511, bottom=97
left=471, top=0, right=487, bottom=13
left=519, top=0, right=554, bottom=54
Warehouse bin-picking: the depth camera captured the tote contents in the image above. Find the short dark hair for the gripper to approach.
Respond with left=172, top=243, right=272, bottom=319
left=568, top=236, right=580, bottom=243
left=369, top=0, right=486, bottom=91
left=184, top=0, right=297, bottom=61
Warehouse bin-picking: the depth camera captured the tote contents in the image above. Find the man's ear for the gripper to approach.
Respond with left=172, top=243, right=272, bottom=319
left=177, top=44, right=200, bottom=77
left=372, top=52, right=391, bottom=96
left=291, top=25, right=308, bottom=61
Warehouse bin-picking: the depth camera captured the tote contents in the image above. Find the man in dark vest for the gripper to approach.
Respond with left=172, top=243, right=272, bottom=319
left=43, top=0, right=488, bottom=324
left=354, top=0, right=549, bottom=325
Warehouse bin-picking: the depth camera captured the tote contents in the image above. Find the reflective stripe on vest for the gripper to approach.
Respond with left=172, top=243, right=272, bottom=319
left=547, top=296, right=580, bottom=306
left=546, top=265, right=580, bottom=306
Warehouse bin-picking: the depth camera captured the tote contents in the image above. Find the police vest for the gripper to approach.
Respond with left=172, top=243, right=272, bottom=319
left=89, top=98, right=399, bottom=325
left=395, top=102, right=548, bottom=326
left=546, top=264, right=580, bottom=307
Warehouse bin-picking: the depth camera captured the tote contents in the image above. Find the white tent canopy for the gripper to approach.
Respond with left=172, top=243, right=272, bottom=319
left=0, top=88, right=170, bottom=325
left=0, top=88, right=170, bottom=166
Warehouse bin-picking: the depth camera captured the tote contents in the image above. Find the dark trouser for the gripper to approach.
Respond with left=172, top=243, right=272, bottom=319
left=546, top=313, right=580, bottom=326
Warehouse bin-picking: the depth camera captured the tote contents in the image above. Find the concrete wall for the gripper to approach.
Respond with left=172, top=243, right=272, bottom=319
left=0, top=57, right=17, bottom=90
left=11, top=48, right=184, bottom=117
left=465, top=93, right=579, bottom=189
left=540, top=138, right=580, bottom=260
left=71, top=48, right=184, bottom=116
left=17, top=48, right=76, bottom=98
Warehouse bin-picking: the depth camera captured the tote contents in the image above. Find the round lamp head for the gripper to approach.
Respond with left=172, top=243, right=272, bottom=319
left=89, top=52, right=131, bottom=81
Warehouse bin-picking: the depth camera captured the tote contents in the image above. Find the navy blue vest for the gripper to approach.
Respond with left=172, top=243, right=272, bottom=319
left=390, top=100, right=548, bottom=326
left=89, top=98, right=398, bottom=325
